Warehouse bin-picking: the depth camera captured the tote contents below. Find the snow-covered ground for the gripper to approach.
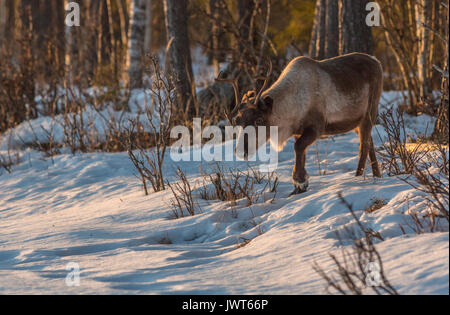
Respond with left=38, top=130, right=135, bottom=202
left=0, top=98, right=448, bottom=294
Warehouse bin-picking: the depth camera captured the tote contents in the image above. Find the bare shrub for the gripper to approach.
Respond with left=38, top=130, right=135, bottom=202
left=400, top=211, right=443, bottom=235
left=248, top=167, right=280, bottom=191
left=0, top=131, right=21, bottom=175
left=202, top=168, right=254, bottom=205
left=377, top=107, right=430, bottom=176
left=200, top=165, right=278, bottom=206
left=313, top=194, right=398, bottom=295
left=61, top=108, right=94, bottom=154
left=92, top=106, right=154, bottom=153
left=20, top=122, right=61, bottom=162
left=0, top=150, right=20, bottom=175
left=127, top=123, right=167, bottom=195
left=168, top=167, right=201, bottom=219
left=377, top=104, right=449, bottom=223
left=127, top=56, right=175, bottom=195
left=403, top=145, right=449, bottom=222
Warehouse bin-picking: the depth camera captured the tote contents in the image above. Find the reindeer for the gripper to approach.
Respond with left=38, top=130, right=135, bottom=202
left=217, top=53, right=383, bottom=195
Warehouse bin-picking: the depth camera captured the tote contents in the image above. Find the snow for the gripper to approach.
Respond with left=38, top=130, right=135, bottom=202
left=0, top=108, right=448, bottom=294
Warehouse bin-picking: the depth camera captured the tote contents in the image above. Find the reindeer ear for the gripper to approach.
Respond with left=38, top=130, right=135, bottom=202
left=262, top=95, right=273, bottom=112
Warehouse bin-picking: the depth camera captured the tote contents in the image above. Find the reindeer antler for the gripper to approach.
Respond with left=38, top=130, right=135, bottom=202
left=215, top=71, right=242, bottom=123
left=253, top=59, right=273, bottom=106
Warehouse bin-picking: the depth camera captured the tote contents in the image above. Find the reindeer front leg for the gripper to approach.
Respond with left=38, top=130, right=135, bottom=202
left=291, top=128, right=318, bottom=195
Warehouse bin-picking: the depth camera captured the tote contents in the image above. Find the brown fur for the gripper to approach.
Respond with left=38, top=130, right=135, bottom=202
left=235, top=53, right=383, bottom=194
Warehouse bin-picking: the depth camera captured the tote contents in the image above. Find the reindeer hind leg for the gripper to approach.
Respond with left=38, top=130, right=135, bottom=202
left=368, top=136, right=382, bottom=177
left=356, top=125, right=370, bottom=177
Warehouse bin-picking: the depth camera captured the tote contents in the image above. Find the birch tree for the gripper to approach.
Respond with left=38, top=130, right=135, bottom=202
left=127, top=0, right=147, bottom=89
left=415, top=0, right=434, bottom=99
left=64, top=0, right=72, bottom=75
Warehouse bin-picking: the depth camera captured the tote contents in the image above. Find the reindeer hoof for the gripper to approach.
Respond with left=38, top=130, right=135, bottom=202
left=290, top=176, right=309, bottom=196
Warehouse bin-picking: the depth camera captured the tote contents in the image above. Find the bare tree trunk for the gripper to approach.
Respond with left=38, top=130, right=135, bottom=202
left=315, top=0, right=327, bottom=60
left=429, top=0, right=439, bottom=86
left=415, top=0, right=433, bottom=100
left=309, top=0, right=327, bottom=59
left=127, top=0, right=147, bottom=89
left=164, top=0, right=196, bottom=118
left=309, top=0, right=321, bottom=58
left=325, top=0, right=339, bottom=58
left=20, top=1, right=36, bottom=118
left=144, top=0, right=152, bottom=55
left=432, top=1, right=449, bottom=143
left=339, top=0, right=373, bottom=54
left=93, top=1, right=104, bottom=72
left=115, top=0, right=129, bottom=83
left=106, top=0, right=118, bottom=78
left=309, top=24, right=317, bottom=58
left=64, top=0, right=72, bottom=79
left=0, top=0, right=6, bottom=49
left=209, top=0, right=224, bottom=75
left=49, top=1, right=64, bottom=79
left=5, top=0, right=20, bottom=50
left=99, top=0, right=109, bottom=70
left=433, top=60, right=449, bottom=143
left=117, top=0, right=129, bottom=49
left=84, top=0, right=99, bottom=81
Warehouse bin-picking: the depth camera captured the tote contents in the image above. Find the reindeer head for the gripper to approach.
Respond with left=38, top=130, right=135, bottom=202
left=216, top=60, right=273, bottom=126
left=234, top=90, right=273, bottom=128
left=216, top=61, right=273, bottom=159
